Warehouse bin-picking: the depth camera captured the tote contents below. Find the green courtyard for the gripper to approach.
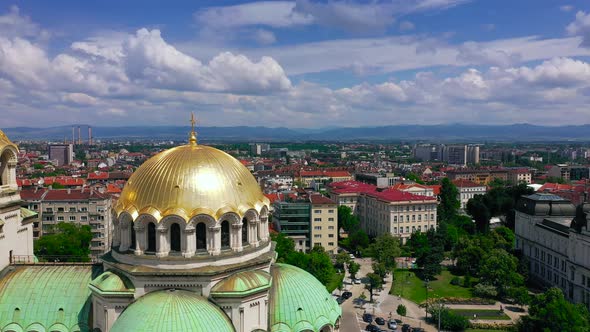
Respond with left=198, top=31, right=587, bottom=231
left=390, top=269, right=473, bottom=304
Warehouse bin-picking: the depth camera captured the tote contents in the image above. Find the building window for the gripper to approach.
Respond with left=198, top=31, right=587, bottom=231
left=147, top=222, right=157, bottom=252
left=314, top=234, right=321, bottom=238
left=69, top=216, right=76, bottom=221
left=394, top=216, right=397, bottom=222
left=170, top=223, right=181, bottom=252
left=412, top=215, right=415, bottom=221
left=314, top=210, right=321, bottom=213
left=57, top=216, right=64, bottom=221
left=431, top=214, right=434, bottom=220
left=81, top=207, right=88, bottom=212
left=328, top=209, right=334, bottom=213
left=221, top=220, right=230, bottom=249
left=69, top=207, right=76, bottom=212
left=394, top=227, right=397, bottom=233
left=314, top=218, right=321, bottom=222
left=58, top=207, right=64, bottom=212
left=329, top=234, right=334, bottom=238
left=81, top=216, right=87, bottom=221
left=328, top=242, right=335, bottom=246
left=314, top=226, right=322, bottom=230
left=328, top=217, right=334, bottom=221
left=405, top=226, right=409, bottom=233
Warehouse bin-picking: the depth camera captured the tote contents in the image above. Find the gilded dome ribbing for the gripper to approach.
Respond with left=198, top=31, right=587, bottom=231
left=114, top=144, right=268, bottom=222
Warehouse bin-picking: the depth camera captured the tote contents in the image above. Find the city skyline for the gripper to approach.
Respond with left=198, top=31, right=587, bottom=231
left=1, top=1, right=590, bottom=128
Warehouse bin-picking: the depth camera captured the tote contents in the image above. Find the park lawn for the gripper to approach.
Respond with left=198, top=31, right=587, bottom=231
left=451, top=309, right=511, bottom=321
left=390, top=269, right=473, bottom=304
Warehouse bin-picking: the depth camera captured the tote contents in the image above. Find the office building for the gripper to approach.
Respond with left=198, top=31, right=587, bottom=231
left=309, top=194, right=338, bottom=254
left=48, top=143, right=74, bottom=166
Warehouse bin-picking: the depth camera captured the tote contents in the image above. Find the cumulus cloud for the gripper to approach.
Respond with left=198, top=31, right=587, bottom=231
left=62, top=93, right=99, bottom=105
left=457, top=41, right=522, bottom=67
left=0, top=6, right=49, bottom=40
left=567, top=11, right=590, bottom=47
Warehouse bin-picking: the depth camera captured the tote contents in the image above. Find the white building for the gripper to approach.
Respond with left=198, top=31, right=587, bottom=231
left=515, top=193, right=590, bottom=308
left=452, top=179, right=487, bottom=210
left=0, top=131, right=36, bottom=270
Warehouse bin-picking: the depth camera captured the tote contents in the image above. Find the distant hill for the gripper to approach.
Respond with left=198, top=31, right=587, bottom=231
left=3, top=124, right=590, bottom=142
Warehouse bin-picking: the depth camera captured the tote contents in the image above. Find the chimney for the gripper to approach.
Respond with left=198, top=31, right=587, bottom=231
left=78, top=126, right=82, bottom=145
left=67, top=188, right=71, bottom=194
left=88, top=126, right=93, bottom=145
left=72, top=126, right=75, bottom=145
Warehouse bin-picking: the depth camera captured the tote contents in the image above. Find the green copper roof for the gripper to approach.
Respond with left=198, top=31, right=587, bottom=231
left=210, top=269, right=271, bottom=297
left=269, top=264, right=341, bottom=332
left=0, top=265, right=94, bottom=332
left=20, top=207, right=37, bottom=220
left=89, top=271, right=135, bottom=297
left=110, top=289, right=235, bottom=332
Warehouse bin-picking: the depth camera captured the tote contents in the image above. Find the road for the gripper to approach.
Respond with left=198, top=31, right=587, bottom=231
left=337, top=257, right=436, bottom=332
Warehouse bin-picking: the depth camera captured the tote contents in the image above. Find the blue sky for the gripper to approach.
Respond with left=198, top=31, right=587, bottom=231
left=1, top=0, right=590, bottom=128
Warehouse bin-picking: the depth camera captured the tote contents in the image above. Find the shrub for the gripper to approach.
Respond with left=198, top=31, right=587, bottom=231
left=450, top=276, right=461, bottom=286
left=427, top=306, right=470, bottom=331
left=397, top=304, right=407, bottom=317
left=463, top=274, right=472, bottom=287
left=473, top=283, right=498, bottom=298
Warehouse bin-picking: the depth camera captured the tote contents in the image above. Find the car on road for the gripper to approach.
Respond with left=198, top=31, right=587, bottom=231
left=341, top=291, right=352, bottom=299
left=375, top=317, right=385, bottom=325
left=412, top=328, right=424, bottom=332
left=335, top=297, right=344, bottom=304
left=365, top=324, right=380, bottom=332
left=353, top=278, right=361, bottom=284
left=362, top=313, right=374, bottom=323
left=387, top=319, right=397, bottom=330
left=349, top=253, right=355, bottom=259
left=401, top=323, right=411, bottom=332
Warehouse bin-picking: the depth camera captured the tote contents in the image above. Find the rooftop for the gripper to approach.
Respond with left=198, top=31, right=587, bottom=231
left=309, top=194, right=335, bottom=205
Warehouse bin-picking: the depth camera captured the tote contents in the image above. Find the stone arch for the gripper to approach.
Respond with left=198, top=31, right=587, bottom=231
left=258, top=205, right=270, bottom=242
left=147, top=222, right=157, bottom=253
left=160, top=215, right=186, bottom=256
left=188, top=214, right=216, bottom=255
left=170, top=223, right=181, bottom=252
left=218, top=212, right=240, bottom=251
left=118, top=212, right=134, bottom=252
left=220, top=220, right=230, bottom=249
left=23, top=323, right=45, bottom=332
left=244, top=209, right=260, bottom=246
left=0, top=146, right=17, bottom=187
left=135, top=214, right=157, bottom=255
left=2, top=322, right=23, bottom=332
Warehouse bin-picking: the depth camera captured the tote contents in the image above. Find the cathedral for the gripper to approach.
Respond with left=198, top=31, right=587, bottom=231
left=0, top=126, right=341, bottom=332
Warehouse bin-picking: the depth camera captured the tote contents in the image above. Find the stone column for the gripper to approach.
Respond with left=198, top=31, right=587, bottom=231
left=119, top=222, right=130, bottom=252
left=249, top=218, right=260, bottom=248
left=209, top=226, right=221, bottom=255
left=156, top=225, right=169, bottom=258
left=112, top=222, right=121, bottom=248
left=232, top=223, right=243, bottom=252
left=183, top=226, right=195, bottom=258
left=260, top=216, right=269, bottom=242
left=134, top=223, right=145, bottom=256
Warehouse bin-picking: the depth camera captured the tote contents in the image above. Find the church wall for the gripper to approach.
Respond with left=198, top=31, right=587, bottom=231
left=213, top=292, right=269, bottom=332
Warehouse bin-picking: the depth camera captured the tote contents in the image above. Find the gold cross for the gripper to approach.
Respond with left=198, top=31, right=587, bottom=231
left=190, top=112, right=196, bottom=132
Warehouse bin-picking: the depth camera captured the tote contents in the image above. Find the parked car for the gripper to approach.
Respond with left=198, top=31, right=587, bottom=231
left=349, top=253, right=356, bottom=259
left=387, top=320, right=398, bottom=330
left=365, top=324, right=379, bottom=332
left=353, top=278, right=362, bottom=284
left=375, top=317, right=385, bottom=325
left=342, top=291, right=353, bottom=299
left=412, top=328, right=425, bottom=332
left=362, top=313, right=374, bottom=323
left=336, top=297, right=344, bottom=304
left=401, top=323, right=411, bottom=332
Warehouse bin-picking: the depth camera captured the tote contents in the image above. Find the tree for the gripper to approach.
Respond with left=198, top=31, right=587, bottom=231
left=396, top=304, right=407, bottom=317
left=466, top=195, right=491, bottom=233
left=34, top=223, right=92, bottom=261
left=271, top=232, right=295, bottom=262
left=348, top=229, right=370, bottom=251
left=438, top=178, right=460, bottom=223
left=335, top=251, right=351, bottom=270
left=508, top=286, right=530, bottom=308
left=479, top=249, right=524, bottom=298
left=426, top=306, right=469, bottom=331
left=372, top=262, right=387, bottom=283
left=408, top=230, right=444, bottom=279
left=421, top=244, right=444, bottom=280
left=367, top=233, right=401, bottom=271
left=365, top=273, right=383, bottom=302
left=406, top=172, right=424, bottom=184
left=337, top=205, right=359, bottom=233
left=348, top=261, right=360, bottom=280
left=518, top=288, right=590, bottom=332
left=305, top=246, right=336, bottom=287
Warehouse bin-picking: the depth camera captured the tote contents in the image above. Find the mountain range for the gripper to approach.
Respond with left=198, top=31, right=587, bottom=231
left=3, top=124, right=590, bottom=142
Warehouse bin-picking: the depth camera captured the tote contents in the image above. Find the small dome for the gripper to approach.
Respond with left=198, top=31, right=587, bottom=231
left=211, top=270, right=271, bottom=297
left=0, top=129, right=17, bottom=152
left=89, top=271, right=134, bottom=296
left=269, top=264, right=341, bottom=332
left=110, top=289, right=235, bottom=332
left=114, top=144, right=268, bottom=222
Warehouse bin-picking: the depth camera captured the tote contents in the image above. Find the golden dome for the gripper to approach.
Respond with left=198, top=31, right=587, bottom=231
left=115, top=143, right=269, bottom=222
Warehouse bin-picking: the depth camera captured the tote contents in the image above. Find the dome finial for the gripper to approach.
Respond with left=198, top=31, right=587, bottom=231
left=189, top=112, right=198, bottom=145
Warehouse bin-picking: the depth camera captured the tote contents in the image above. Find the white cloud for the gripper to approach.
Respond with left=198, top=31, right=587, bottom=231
left=399, top=21, right=415, bottom=31
left=560, top=5, right=574, bottom=12
left=0, top=6, right=49, bottom=40
left=62, top=93, right=99, bottom=105
left=194, top=1, right=312, bottom=29
left=457, top=41, right=522, bottom=67
left=252, top=29, right=276, bottom=45
left=567, top=11, right=590, bottom=47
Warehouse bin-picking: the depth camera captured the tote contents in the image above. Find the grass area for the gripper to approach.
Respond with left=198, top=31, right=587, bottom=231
left=465, top=329, right=508, bottom=332
left=390, top=269, right=473, bottom=304
left=451, top=309, right=511, bottom=321
left=327, top=273, right=344, bottom=293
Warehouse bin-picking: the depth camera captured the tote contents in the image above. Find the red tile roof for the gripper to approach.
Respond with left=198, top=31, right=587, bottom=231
left=309, top=194, right=335, bottom=205
left=20, top=188, right=48, bottom=200
left=328, top=180, right=377, bottom=194
left=88, top=171, right=109, bottom=180
left=367, top=188, right=437, bottom=203
left=452, top=179, right=484, bottom=188
left=106, top=184, right=122, bottom=193
left=43, top=188, right=109, bottom=201
left=539, top=183, right=574, bottom=192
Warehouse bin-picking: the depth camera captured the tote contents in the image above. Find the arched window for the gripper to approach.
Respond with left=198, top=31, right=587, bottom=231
left=131, top=225, right=136, bottom=250
left=147, top=222, right=156, bottom=252
left=221, top=220, right=230, bottom=249
left=170, top=223, right=181, bottom=252
left=0, top=150, right=13, bottom=186
left=242, top=217, right=248, bottom=247
left=196, top=222, right=207, bottom=251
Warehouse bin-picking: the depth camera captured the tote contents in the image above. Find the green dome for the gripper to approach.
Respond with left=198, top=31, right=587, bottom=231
left=89, top=271, right=134, bottom=296
left=110, top=289, right=235, bottom=332
left=211, top=270, right=271, bottom=298
left=269, top=264, right=341, bottom=332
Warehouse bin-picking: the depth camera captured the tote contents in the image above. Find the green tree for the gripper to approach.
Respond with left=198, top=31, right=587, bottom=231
left=338, top=205, right=360, bottom=233
left=396, top=304, right=407, bottom=317
left=372, top=262, right=387, bottom=283
left=306, top=246, right=336, bottom=287
left=406, top=172, right=425, bottom=184
left=34, top=223, right=92, bottom=261
left=518, top=288, right=590, bottom=332
left=508, top=286, right=531, bottom=308
left=479, top=249, right=524, bottom=298
left=438, top=178, right=460, bottom=223
left=426, top=306, right=469, bottom=331
left=466, top=194, right=491, bottom=233
left=365, top=273, right=383, bottom=302
left=271, top=232, right=295, bottom=262
left=367, top=233, right=401, bottom=271
left=348, top=229, right=370, bottom=251
left=335, top=251, right=351, bottom=270
left=348, top=261, right=360, bottom=280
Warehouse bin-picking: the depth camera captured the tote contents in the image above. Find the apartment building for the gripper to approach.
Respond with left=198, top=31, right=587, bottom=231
left=327, top=181, right=438, bottom=243
left=507, top=168, right=533, bottom=185
left=548, top=164, right=590, bottom=182
left=446, top=169, right=508, bottom=186
left=309, top=194, right=338, bottom=254
left=272, top=200, right=311, bottom=252
left=355, top=173, right=397, bottom=188
left=48, top=144, right=74, bottom=166
left=515, top=193, right=590, bottom=308
left=20, top=188, right=113, bottom=256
